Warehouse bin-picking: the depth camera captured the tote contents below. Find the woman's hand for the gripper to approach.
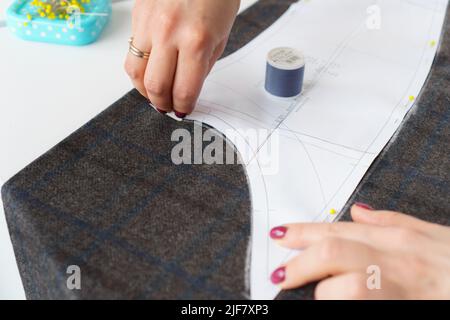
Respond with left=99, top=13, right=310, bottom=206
left=125, top=0, right=240, bottom=117
left=270, top=203, right=450, bottom=299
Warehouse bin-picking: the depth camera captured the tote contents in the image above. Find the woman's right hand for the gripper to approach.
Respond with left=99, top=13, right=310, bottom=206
left=124, top=0, right=241, bottom=118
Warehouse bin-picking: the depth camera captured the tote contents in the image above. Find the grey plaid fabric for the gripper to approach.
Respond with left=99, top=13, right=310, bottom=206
left=2, top=0, right=449, bottom=300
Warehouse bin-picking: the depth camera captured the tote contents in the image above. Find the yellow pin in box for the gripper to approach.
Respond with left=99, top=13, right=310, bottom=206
left=7, top=0, right=112, bottom=45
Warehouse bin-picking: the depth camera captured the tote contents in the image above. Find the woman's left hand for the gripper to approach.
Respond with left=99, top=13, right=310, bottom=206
left=270, top=203, right=450, bottom=299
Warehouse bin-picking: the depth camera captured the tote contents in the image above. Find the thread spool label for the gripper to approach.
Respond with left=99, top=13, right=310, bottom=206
left=267, top=47, right=305, bottom=71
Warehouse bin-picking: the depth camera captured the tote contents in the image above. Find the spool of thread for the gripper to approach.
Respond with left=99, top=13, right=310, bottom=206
left=264, top=47, right=305, bottom=98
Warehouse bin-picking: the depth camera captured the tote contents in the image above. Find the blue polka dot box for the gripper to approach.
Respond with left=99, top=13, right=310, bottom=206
left=6, top=0, right=112, bottom=46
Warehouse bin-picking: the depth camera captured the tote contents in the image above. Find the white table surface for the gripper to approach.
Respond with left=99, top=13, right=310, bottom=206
left=0, top=0, right=258, bottom=300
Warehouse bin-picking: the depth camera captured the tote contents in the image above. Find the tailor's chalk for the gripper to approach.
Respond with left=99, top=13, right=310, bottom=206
left=265, top=47, right=305, bottom=98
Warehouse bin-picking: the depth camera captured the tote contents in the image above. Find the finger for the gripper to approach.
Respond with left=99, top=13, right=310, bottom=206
left=172, top=46, right=212, bottom=116
left=271, top=222, right=392, bottom=251
left=125, top=50, right=150, bottom=99
left=124, top=18, right=152, bottom=99
left=315, top=272, right=404, bottom=300
left=272, top=238, right=383, bottom=290
left=351, top=203, right=434, bottom=233
left=126, top=2, right=152, bottom=98
left=144, top=45, right=178, bottom=112
left=271, top=221, right=434, bottom=254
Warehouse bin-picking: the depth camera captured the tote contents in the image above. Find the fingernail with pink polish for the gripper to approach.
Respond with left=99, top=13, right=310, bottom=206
left=175, top=111, right=187, bottom=119
left=355, top=202, right=374, bottom=210
left=271, top=266, right=286, bottom=284
left=270, top=226, right=287, bottom=239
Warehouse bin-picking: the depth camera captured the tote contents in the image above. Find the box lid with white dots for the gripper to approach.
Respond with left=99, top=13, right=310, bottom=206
left=6, top=0, right=111, bottom=46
